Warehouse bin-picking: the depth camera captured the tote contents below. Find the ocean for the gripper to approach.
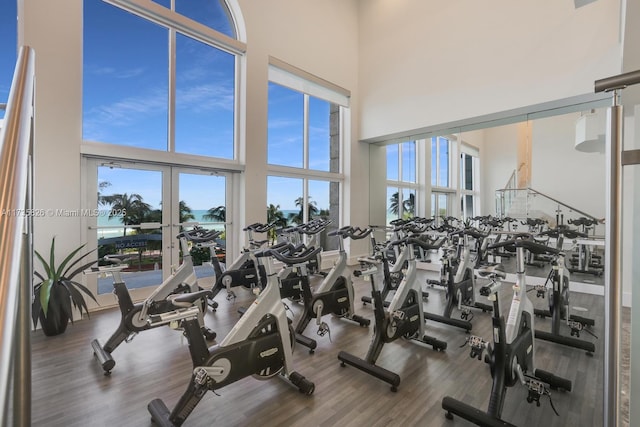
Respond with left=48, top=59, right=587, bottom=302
left=97, top=209, right=299, bottom=239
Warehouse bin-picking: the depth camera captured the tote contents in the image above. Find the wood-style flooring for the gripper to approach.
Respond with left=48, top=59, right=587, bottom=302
left=30, top=269, right=625, bottom=427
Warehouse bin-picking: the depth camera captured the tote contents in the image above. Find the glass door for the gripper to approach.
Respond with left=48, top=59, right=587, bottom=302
left=83, top=159, right=232, bottom=306
left=84, top=160, right=169, bottom=305
left=173, top=169, right=229, bottom=289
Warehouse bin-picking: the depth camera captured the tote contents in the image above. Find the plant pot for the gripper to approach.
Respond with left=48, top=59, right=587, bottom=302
left=38, top=306, right=70, bottom=336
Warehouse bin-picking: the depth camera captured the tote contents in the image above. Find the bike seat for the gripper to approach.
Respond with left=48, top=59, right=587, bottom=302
left=477, top=264, right=506, bottom=279
left=168, top=290, right=212, bottom=307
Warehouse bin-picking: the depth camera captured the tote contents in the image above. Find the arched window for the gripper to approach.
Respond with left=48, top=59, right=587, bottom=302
left=83, top=0, right=245, bottom=160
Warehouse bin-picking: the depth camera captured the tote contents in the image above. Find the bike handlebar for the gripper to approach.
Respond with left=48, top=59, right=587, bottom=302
left=179, top=228, right=222, bottom=243
left=260, top=245, right=322, bottom=265
left=488, top=236, right=561, bottom=256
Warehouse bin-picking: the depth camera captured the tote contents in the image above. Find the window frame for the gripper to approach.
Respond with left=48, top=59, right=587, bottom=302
left=385, top=141, right=418, bottom=222
left=82, top=0, right=246, bottom=172
left=460, top=147, right=480, bottom=220
left=266, top=59, right=348, bottom=233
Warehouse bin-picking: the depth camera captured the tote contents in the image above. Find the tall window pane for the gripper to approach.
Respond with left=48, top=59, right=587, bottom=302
left=267, top=176, right=303, bottom=225
left=439, top=137, right=449, bottom=187
left=387, top=186, right=400, bottom=224
left=464, top=194, right=474, bottom=219
left=83, top=1, right=168, bottom=149
left=438, top=193, right=448, bottom=216
left=464, top=153, right=473, bottom=190
left=401, top=141, right=416, bottom=182
left=268, top=83, right=303, bottom=167
left=175, top=33, right=235, bottom=159
left=309, top=179, right=339, bottom=250
left=431, top=140, right=437, bottom=186
left=308, top=96, right=331, bottom=172
left=387, top=144, right=399, bottom=181
left=403, top=188, right=416, bottom=218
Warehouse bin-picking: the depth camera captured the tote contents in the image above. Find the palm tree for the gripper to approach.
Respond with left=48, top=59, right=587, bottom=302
left=267, top=203, right=288, bottom=244
left=403, top=193, right=415, bottom=217
left=97, top=181, right=111, bottom=206
left=203, top=205, right=226, bottom=223
left=288, top=196, right=319, bottom=225
left=389, top=192, right=400, bottom=215
left=179, top=200, right=196, bottom=224
left=389, top=192, right=415, bottom=218
left=101, top=193, right=152, bottom=236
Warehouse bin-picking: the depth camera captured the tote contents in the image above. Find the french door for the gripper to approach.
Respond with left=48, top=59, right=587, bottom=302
left=83, top=158, right=232, bottom=307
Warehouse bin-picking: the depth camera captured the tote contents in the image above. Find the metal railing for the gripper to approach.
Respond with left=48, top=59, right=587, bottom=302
left=0, top=45, right=35, bottom=427
left=594, top=68, right=640, bottom=427
left=495, top=186, right=601, bottom=232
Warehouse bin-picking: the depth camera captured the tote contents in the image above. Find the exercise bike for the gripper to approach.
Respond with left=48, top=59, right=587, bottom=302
left=148, top=246, right=317, bottom=427
left=90, top=229, right=218, bottom=375
left=274, top=226, right=371, bottom=353
left=567, top=217, right=604, bottom=276
left=212, top=222, right=275, bottom=301
left=288, top=218, right=333, bottom=276
left=442, top=235, right=572, bottom=427
left=338, top=234, right=447, bottom=391
left=424, top=227, right=492, bottom=332
left=532, top=227, right=596, bottom=355
left=361, top=222, right=430, bottom=308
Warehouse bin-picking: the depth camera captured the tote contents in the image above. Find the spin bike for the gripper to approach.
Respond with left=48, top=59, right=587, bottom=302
left=533, top=228, right=596, bottom=354
left=289, top=218, right=333, bottom=276
left=148, top=246, right=316, bottom=427
left=442, top=235, right=572, bottom=427
left=212, top=222, right=275, bottom=300
left=424, top=227, right=492, bottom=332
left=273, top=226, right=371, bottom=353
left=361, top=222, right=430, bottom=308
left=567, top=217, right=604, bottom=276
left=338, top=234, right=447, bottom=391
left=361, top=223, right=406, bottom=308
left=90, top=229, right=218, bottom=375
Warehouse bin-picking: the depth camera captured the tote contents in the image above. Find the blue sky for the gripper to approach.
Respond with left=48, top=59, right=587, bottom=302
left=3, top=1, right=333, bottom=216
left=0, top=0, right=17, bottom=120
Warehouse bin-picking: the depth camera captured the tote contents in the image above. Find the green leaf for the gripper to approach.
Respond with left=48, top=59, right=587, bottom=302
left=64, top=257, right=98, bottom=283
left=49, top=237, right=57, bottom=281
left=38, top=278, right=53, bottom=317
left=34, top=250, right=52, bottom=281
left=55, top=243, right=87, bottom=279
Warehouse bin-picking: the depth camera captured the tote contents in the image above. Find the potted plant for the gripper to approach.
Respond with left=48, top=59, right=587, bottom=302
left=32, top=237, right=99, bottom=336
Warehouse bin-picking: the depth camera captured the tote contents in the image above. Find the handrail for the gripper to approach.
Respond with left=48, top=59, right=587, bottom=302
left=526, top=188, right=599, bottom=221
left=495, top=187, right=599, bottom=222
left=0, top=45, right=35, bottom=427
left=594, top=68, right=640, bottom=427
left=504, top=169, right=516, bottom=189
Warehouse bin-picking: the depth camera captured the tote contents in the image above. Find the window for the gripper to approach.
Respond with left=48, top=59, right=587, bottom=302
left=267, top=83, right=304, bottom=167
left=431, top=136, right=454, bottom=218
left=267, top=82, right=339, bottom=173
left=431, top=136, right=450, bottom=188
left=266, top=61, right=348, bottom=251
left=460, top=151, right=480, bottom=220
left=83, top=0, right=240, bottom=159
left=432, top=192, right=449, bottom=218
left=386, top=141, right=417, bottom=223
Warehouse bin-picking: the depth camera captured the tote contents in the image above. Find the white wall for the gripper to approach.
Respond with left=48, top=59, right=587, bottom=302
left=19, top=0, right=83, bottom=259
left=531, top=112, right=606, bottom=221
left=479, top=124, right=518, bottom=216
left=358, top=0, right=622, bottom=141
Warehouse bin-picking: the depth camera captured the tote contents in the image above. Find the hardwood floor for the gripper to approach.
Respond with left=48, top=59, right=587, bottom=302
left=30, top=269, right=625, bottom=427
